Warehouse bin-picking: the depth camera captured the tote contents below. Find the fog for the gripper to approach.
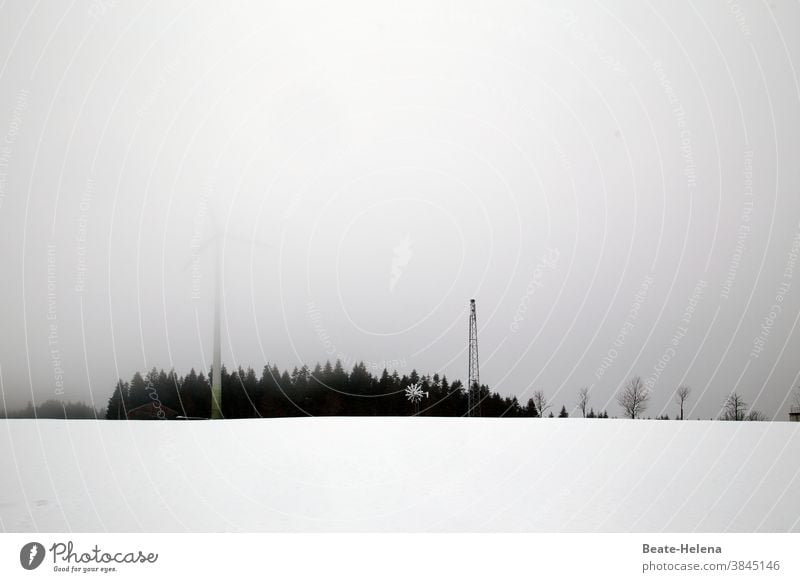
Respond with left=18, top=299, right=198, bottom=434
left=1, top=0, right=799, bottom=419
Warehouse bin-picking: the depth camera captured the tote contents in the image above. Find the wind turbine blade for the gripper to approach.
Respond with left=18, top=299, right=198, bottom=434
left=205, top=193, right=224, bottom=236
left=182, top=233, right=219, bottom=271
left=223, top=232, right=273, bottom=249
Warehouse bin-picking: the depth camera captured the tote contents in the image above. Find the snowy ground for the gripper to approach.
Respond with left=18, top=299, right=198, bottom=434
left=1, top=418, right=799, bottom=532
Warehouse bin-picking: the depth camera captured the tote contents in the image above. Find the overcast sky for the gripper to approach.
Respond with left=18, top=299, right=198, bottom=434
left=1, top=0, right=799, bottom=420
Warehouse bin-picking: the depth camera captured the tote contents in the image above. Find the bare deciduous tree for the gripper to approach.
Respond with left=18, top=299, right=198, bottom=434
left=746, top=409, right=767, bottom=421
left=577, top=386, right=590, bottom=418
left=721, top=392, right=747, bottom=421
left=532, top=390, right=551, bottom=419
left=675, top=385, right=691, bottom=420
left=616, top=376, right=650, bottom=419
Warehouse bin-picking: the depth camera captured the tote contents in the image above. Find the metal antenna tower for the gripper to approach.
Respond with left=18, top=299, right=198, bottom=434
left=468, top=299, right=481, bottom=417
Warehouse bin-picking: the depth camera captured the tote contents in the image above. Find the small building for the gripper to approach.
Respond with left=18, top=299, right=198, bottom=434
left=126, top=401, right=179, bottom=420
left=790, top=406, right=800, bottom=422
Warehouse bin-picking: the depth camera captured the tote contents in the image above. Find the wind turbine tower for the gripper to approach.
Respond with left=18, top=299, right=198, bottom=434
left=210, top=241, right=223, bottom=419
left=190, top=195, right=270, bottom=420
left=468, top=299, right=481, bottom=417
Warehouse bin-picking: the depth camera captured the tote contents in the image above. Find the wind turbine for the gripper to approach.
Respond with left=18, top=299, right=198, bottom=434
left=189, top=196, right=270, bottom=419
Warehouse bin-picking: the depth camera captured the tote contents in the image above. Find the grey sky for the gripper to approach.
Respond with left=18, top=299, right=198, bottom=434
left=1, top=0, right=799, bottom=419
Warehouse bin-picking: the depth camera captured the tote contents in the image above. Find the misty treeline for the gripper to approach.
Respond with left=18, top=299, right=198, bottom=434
left=1, top=369, right=786, bottom=421
left=105, top=361, right=549, bottom=419
left=0, top=399, right=102, bottom=419
left=103, top=365, right=771, bottom=421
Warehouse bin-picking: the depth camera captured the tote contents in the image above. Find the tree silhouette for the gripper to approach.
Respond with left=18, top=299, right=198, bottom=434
left=577, top=386, right=590, bottom=418
left=675, top=385, right=691, bottom=420
left=616, top=376, right=650, bottom=419
left=721, top=393, right=747, bottom=421
left=532, top=390, right=551, bottom=419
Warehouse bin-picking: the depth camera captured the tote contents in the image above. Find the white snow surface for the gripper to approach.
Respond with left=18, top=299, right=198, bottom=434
left=1, top=417, right=799, bottom=532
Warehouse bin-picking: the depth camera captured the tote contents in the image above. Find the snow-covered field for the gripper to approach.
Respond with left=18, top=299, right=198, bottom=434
left=1, top=418, right=799, bottom=532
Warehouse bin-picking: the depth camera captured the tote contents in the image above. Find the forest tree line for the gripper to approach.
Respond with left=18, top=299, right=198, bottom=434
left=104, top=361, right=547, bottom=420
left=1, top=366, right=790, bottom=420
left=0, top=399, right=102, bottom=419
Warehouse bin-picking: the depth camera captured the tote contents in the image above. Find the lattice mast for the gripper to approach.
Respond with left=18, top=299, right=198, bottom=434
left=468, top=299, right=481, bottom=417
